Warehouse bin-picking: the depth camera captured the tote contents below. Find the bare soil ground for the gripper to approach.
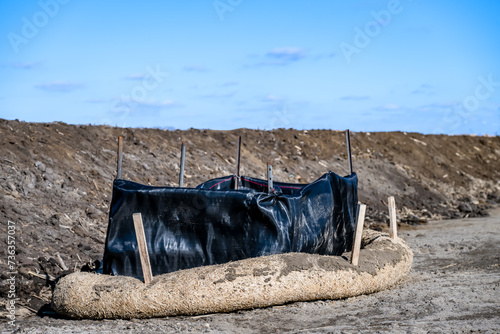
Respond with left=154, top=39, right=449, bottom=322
left=0, top=119, right=499, bottom=331
left=4, top=207, right=500, bottom=333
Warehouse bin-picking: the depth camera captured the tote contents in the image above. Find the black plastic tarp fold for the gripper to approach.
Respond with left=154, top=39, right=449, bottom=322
left=103, top=172, right=358, bottom=281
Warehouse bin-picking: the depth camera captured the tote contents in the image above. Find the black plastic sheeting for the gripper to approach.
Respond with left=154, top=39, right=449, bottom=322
left=103, top=172, right=358, bottom=281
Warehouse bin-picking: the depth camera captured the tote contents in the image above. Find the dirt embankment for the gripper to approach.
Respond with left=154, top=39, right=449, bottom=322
left=0, top=118, right=499, bottom=313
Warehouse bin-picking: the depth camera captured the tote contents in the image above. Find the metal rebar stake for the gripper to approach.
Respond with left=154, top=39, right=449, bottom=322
left=179, top=141, right=186, bottom=187
left=116, top=136, right=123, bottom=179
left=345, top=129, right=353, bottom=175
left=235, top=136, right=241, bottom=189
left=267, top=162, right=273, bottom=193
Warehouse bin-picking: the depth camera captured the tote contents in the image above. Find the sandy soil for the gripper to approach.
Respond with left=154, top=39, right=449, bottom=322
left=1, top=207, right=498, bottom=333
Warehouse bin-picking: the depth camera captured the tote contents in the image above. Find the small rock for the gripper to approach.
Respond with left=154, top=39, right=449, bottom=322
left=446, top=209, right=462, bottom=219
left=12, top=206, right=25, bottom=214
left=421, top=210, right=433, bottom=218
left=85, top=205, right=102, bottom=219
left=458, top=203, right=472, bottom=213
left=49, top=214, right=60, bottom=226
left=404, top=214, right=426, bottom=225
left=48, top=257, right=60, bottom=267
left=15, top=306, right=33, bottom=318
left=73, top=225, right=89, bottom=238
left=478, top=209, right=489, bottom=217
left=29, top=296, right=47, bottom=311
left=7, top=182, right=17, bottom=192
left=18, top=267, right=32, bottom=278
left=34, top=161, right=46, bottom=172
left=404, top=186, right=416, bottom=195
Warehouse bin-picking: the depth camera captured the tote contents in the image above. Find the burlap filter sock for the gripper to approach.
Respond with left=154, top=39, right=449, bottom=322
left=52, top=230, right=413, bottom=319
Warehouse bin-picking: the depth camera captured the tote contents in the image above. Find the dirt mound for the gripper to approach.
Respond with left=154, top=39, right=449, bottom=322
left=0, top=118, right=499, bottom=314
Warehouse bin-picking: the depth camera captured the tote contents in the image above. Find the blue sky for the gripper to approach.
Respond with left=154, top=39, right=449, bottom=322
left=1, top=0, right=499, bottom=134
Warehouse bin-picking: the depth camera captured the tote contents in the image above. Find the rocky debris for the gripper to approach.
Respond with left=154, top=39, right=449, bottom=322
left=457, top=198, right=490, bottom=217
left=403, top=214, right=427, bottom=225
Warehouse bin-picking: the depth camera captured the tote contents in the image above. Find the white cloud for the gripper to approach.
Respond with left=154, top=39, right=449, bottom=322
left=84, top=98, right=111, bottom=103
left=35, top=81, right=83, bottom=92
left=340, top=95, right=370, bottom=101
left=135, top=99, right=176, bottom=107
left=411, top=84, right=435, bottom=95
left=266, top=47, right=306, bottom=62
left=221, top=81, right=239, bottom=87
left=124, top=73, right=148, bottom=80
left=11, top=62, right=39, bottom=69
left=201, top=91, right=236, bottom=98
left=263, top=94, right=284, bottom=102
left=374, top=103, right=403, bottom=111
left=183, top=65, right=209, bottom=72
left=247, top=47, right=307, bottom=67
left=418, top=102, right=458, bottom=111
left=110, top=98, right=178, bottom=115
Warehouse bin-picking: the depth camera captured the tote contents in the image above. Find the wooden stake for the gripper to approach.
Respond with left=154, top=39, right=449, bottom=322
left=351, top=203, right=366, bottom=266
left=132, top=213, right=153, bottom=284
left=388, top=196, right=397, bottom=239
